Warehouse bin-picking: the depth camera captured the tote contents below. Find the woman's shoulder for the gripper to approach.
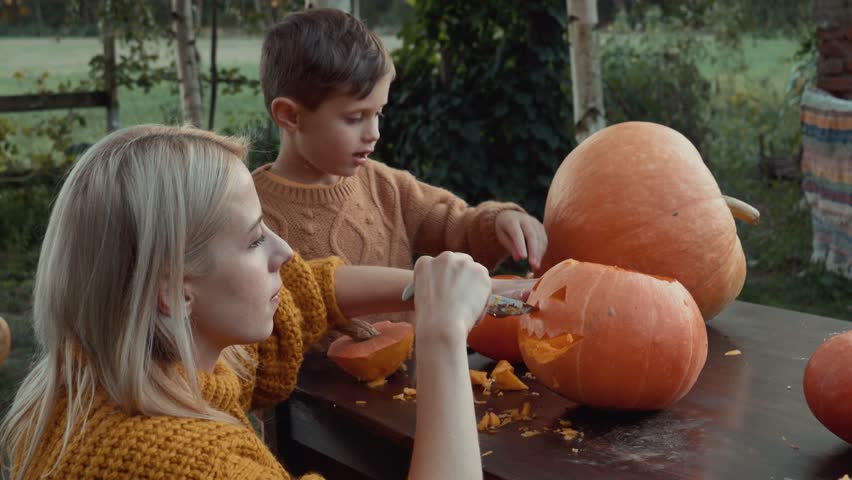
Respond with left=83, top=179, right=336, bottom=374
left=39, top=390, right=275, bottom=478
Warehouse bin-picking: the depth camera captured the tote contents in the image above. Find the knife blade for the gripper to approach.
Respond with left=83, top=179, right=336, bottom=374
left=401, top=281, right=537, bottom=318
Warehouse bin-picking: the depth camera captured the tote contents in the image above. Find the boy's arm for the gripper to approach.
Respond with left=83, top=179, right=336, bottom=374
left=395, top=169, right=526, bottom=270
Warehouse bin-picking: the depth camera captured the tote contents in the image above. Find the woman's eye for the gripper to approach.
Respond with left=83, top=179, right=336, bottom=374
left=250, top=234, right=267, bottom=249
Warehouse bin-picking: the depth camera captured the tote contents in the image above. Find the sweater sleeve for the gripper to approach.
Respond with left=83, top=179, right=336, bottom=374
left=248, top=253, right=348, bottom=409
left=391, top=167, right=526, bottom=270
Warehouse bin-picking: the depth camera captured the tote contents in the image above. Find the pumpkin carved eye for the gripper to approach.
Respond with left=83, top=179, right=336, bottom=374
left=549, top=286, right=567, bottom=302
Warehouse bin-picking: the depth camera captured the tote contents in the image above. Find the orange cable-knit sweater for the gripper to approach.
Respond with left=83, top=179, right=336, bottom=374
left=22, top=253, right=345, bottom=480
left=252, top=160, right=525, bottom=270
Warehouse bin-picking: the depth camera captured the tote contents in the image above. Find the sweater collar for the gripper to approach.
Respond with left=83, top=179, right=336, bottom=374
left=252, top=163, right=359, bottom=204
left=193, top=360, right=242, bottom=410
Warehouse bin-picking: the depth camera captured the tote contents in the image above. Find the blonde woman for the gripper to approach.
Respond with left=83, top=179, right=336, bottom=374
left=0, top=125, right=524, bottom=479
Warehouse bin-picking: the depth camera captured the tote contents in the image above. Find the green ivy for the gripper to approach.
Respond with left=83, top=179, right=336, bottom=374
left=376, top=0, right=713, bottom=223
left=375, top=0, right=574, bottom=219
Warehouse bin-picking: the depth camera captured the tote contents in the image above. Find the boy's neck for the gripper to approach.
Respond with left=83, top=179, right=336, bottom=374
left=269, top=151, right=342, bottom=186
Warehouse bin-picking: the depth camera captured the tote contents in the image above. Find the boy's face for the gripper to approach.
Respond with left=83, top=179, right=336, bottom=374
left=291, top=73, right=392, bottom=184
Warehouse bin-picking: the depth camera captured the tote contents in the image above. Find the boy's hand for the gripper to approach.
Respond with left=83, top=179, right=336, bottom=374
left=495, top=211, right=548, bottom=271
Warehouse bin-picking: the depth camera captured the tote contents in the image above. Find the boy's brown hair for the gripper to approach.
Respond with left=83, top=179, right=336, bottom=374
left=260, top=8, right=393, bottom=113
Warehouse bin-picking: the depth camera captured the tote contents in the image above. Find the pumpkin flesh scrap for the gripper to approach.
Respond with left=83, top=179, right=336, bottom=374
left=327, top=321, right=414, bottom=382
left=490, top=360, right=529, bottom=391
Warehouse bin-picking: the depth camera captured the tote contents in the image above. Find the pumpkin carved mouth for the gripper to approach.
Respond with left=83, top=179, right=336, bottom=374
left=519, top=331, right=583, bottom=364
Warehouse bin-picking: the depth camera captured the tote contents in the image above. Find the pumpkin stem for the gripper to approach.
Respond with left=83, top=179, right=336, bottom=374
left=337, top=318, right=381, bottom=342
left=723, top=195, right=760, bottom=225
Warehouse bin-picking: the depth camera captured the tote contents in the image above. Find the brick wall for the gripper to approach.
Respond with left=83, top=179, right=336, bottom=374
left=816, top=0, right=852, bottom=98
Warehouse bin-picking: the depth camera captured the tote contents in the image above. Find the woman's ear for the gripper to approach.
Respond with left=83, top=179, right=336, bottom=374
left=157, top=278, right=172, bottom=316
left=270, top=97, right=301, bottom=133
left=158, top=278, right=194, bottom=318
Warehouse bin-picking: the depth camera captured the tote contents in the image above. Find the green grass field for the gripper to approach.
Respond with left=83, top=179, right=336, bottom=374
left=1, top=33, right=849, bottom=413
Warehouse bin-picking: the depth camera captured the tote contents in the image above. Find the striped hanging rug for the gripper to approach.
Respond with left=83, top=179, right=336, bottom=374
left=801, top=87, right=852, bottom=278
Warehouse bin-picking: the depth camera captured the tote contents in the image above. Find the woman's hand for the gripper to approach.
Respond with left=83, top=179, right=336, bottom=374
left=412, top=252, right=491, bottom=344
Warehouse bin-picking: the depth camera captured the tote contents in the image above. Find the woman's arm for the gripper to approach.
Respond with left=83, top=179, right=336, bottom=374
left=332, top=265, right=414, bottom=319
left=406, top=252, right=489, bottom=480
left=333, top=266, right=536, bottom=320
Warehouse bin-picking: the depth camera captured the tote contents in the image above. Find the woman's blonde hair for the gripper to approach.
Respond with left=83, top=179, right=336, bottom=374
left=0, top=125, right=255, bottom=479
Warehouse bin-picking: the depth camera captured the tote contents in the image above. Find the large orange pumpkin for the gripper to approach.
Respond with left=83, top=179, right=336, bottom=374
left=538, top=122, right=759, bottom=320
left=0, top=316, right=9, bottom=367
left=803, top=331, right=852, bottom=444
left=328, top=321, right=414, bottom=382
left=519, top=259, right=707, bottom=410
left=467, top=275, right=525, bottom=363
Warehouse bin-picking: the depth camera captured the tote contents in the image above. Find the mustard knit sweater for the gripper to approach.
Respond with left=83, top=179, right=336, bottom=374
left=21, top=253, right=346, bottom=480
left=252, top=160, right=525, bottom=270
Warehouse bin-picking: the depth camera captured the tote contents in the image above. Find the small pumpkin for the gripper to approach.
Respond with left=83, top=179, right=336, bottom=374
left=0, top=316, right=9, bottom=367
left=519, top=259, right=707, bottom=410
left=538, top=122, right=759, bottom=320
left=327, top=321, right=414, bottom=382
left=803, top=331, right=852, bottom=444
left=467, top=275, right=525, bottom=363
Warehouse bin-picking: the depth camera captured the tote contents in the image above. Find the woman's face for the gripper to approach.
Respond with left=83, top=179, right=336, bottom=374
left=185, top=164, right=292, bottom=363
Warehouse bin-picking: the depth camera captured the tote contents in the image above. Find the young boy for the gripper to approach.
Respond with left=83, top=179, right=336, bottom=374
left=253, top=8, right=547, bottom=298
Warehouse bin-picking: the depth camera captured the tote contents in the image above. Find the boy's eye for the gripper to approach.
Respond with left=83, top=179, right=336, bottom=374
left=250, top=234, right=267, bottom=249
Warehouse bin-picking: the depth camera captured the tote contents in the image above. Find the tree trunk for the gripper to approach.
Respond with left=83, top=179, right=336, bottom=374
left=304, top=0, right=351, bottom=11
left=567, top=0, right=606, bottom=144
left=102, top=1, right=119, bottom=132
left=172, top=0, right=204, bottom=127
left=208, top=0, right=218, bottom=130
left=32, top=0, right=44, bottom=36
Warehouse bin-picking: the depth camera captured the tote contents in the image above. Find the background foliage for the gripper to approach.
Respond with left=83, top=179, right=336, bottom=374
left=1, top=0, right=851, bottom=411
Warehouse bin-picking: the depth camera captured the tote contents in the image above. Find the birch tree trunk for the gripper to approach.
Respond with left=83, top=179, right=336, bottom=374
left=208, top=0, right=219, bottom=130
left=304, top=0, right=351, bottom=11
left=172, top=0, right=203, bottom=127
left=102, top=2, right=119, bottom=132
left=567, top=0, right=606, bottom=144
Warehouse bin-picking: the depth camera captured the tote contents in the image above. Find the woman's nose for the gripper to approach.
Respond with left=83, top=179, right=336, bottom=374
left=269, top=232, right=293, bottom=271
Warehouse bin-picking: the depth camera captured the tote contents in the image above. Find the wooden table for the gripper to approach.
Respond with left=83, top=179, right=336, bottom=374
left=275, top=301, right=852, bottom=479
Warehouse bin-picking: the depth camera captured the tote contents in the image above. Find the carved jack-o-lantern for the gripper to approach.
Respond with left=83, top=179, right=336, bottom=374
left=520, top=260, right=707, bottom=410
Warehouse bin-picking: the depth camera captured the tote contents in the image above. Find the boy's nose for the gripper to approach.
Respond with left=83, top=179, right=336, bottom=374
left=363, top=118, right=380, bottom=143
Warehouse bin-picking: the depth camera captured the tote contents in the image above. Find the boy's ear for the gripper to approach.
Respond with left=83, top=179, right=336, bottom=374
left=270, top=97, right=301, bottom=133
